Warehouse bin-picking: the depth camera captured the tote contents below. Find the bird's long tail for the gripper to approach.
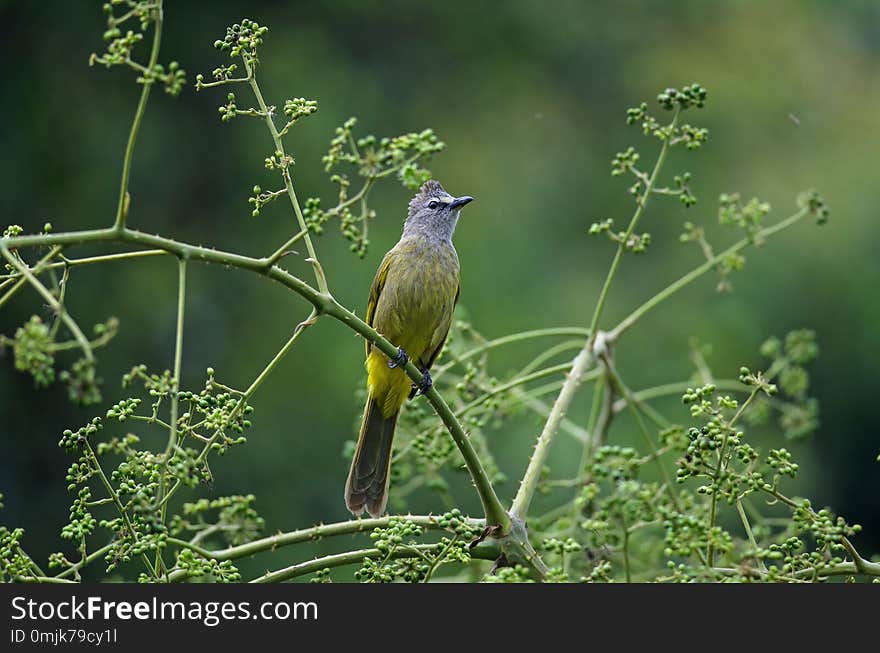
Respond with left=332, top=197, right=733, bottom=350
left=345, top=393, right=399, bottom=518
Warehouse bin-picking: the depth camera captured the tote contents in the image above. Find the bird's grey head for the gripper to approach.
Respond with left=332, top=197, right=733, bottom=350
left=402, top=180, right=474, bottom=242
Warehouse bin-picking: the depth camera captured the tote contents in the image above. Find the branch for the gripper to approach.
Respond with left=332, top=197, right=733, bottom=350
left=611, top=379, right=746, bottom=414
left=609, top=206, right=811, bottom=341
left=602, top=356, right=682, bottom=513
left=434, top=327, right=590, bottom=378
left=163, top=513, right=486, bottom=582
left=243, top=58, right=328, bottom=293
left=113, top=0, right=164, bottom=231
left=0, top=225, right=509, bottom=532
left=156, top=257, right=187, bottom=575
left=587, top=110, right=678, bottom=350
left=158, top=307, right=318, bottom=513
left=248, top=542, right=499, bottom=583
left=510, top=345, right=594, bottom=520
left=510, top=116, right=677, bottom=521
left=0, top=244, right=94, bottom=362
left=0, top=246, right=64, bottom=309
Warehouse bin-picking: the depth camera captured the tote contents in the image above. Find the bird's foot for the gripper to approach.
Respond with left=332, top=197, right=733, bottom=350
left=411, top=370, right=433, bottom=398
left=387, top=347, right=409, bottom=369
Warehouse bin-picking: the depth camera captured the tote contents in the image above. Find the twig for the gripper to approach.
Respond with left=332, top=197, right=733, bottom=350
left=113, top=0, right=164, bottom=231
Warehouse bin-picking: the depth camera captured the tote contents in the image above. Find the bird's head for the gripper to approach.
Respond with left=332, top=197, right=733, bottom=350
left=403, top=180, right=474, bottom=241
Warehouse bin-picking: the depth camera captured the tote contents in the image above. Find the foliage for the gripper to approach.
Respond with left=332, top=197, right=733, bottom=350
left=1, top=3, right=876, bottom=584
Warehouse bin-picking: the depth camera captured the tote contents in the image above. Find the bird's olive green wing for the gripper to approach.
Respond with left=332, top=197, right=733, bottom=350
left=364, top=251, right=395, bottom=357
left=423, top=282, right=460, bottom=370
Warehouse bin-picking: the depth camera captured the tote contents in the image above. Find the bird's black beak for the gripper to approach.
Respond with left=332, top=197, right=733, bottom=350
left=449, top=196, right=474, bottom=209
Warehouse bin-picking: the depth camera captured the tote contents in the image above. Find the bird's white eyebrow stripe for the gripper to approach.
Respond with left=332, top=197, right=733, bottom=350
left=438, top=196, right=453, bottom=204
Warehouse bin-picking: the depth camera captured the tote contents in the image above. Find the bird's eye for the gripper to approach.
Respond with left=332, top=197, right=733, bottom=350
left=427, top=200, right=439, bottom=209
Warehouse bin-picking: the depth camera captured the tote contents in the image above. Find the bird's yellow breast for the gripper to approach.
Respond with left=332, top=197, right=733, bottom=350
left=366, top=237, right=459, bottom=417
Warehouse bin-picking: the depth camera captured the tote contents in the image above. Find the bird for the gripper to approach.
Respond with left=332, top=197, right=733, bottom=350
left=345, top=179, right=473, bottom=518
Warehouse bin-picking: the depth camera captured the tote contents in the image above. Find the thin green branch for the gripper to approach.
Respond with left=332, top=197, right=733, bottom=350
left=510, top=345, right=594, bottom=520
left=610, top=206, right=811, bottom=341
left=113, top=0, right=164, bottom=231
left=249, top=542, right=499, bottom=583
left=603, top=358, right=681, bottom=513
left=510, top=384, right=590, bottom=444
left=587, top=110, right=678, bottom=350
left=1, top=250, right=169, bottom=287
left=707, top=386, right=760, bottom=567
left=611, top=379, right=747, bottom=414
left=265, top=228, right=308, bottom=267
left=84, top=441, right=156, bottom=579
left=434, top=327, right=591, bottom=378
left=54, top=543, right=115, bottom=580
left=243, top=59, right=327, bottom=293
left=736, top=499, right=766, bottom=572
left=13, top=575, right=77, bottom=584
left=0, top=225, right=509, bottom=533
left=0, top=244, right=93, bottom=362
left=64, top=249, right=169, bottom=268
left=454, top=362, right=582, bottom=420
left=0, top=246, right=63, bottom=310
left=50, top=327, right=117, bottom=353
left=164, top=514, right=485, bottom=582
left=47, top=267, right=69, bottom=343
left=158, top=309, right=318, bottom=513
left=518, top=339, right=586, bottom=377
left=156, top=257, right=187, bottom=575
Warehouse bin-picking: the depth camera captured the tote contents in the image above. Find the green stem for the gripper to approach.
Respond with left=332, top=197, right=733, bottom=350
left=113, top=1, right=163, bottom=231
left=587, top=111, right=678, bottom=349
left=244, top=59, right=327, bottom=293
left=248, top=542, right=499, bottom=583
left=47, top=266, right=69, bottom=340
left=510, top=385, right=590, bottom=444
left=707, top=386, right=760, bottom=567
left=713, top=558, right=880, bottom=581
left=736, top=498, right=766, bottom=571
left=604, top=359, right=681, bottom=513
left=64, top=249, right=169, bottom=268
left=0, top=227, right=508, bottom=532
left=407, top=363, right=594, bottom=464
left=422, top=535, right=460, bottom=583
left=14, top=575, right=77, bottom=584
left=454, top=362, right=582, bottom=419
left=510, top=345, right=594, bottom=520
left=158, top=309, right=318, bottom=512
left=54, top=543, right=115, bottom=580
left=156, top=257, right=187, bottom=575
left=434, top=327, right=591, bottom=377
left=165, top=514, right=484, bottom=579
left=0, top=246, right=63, bottom=309
left=265, top=228, right=308, bottom=267
left=610, top=207, right=811, bottom=341
left=518, top=340, right=586, bottom=376
left=0, top=245, right=93, bottom=362
left=585, top=373, right=612, bottom=458
left=612, top=379, right=745, bottom=412
left=84, top=442, right=156, bottom=579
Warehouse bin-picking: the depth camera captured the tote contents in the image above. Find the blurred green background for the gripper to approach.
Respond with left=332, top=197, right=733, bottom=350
left=1, top=0, right=878, bottom=579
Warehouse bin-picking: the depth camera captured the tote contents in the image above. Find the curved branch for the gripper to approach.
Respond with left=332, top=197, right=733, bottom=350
left=0, top=244, right=94, bottom=362
left=249, top=542, right=499, bottom=583
left=610, top=207, right=810, bottom=341
left=113, top=0, right=164, bottom=231
left=510, top=345, right=594, bottom=520
left=0, top=226, right=509, bottom=531
left=163, top=513, right=486, bottom=582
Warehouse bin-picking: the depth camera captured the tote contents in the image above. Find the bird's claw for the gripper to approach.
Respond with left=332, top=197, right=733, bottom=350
left=412, top=370, right=433, bottom=397
left=388, top=347, right=409, bottom=369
